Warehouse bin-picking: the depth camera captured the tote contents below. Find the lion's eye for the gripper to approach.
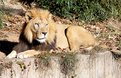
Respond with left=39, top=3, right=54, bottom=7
left=34, top=23, right=39, bottom=30
left=45, top=24, right=48, bottom=26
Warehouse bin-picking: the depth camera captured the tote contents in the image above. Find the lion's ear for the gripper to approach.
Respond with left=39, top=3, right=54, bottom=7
left=48, top=13, right=52, bottom=20
left=25, top=11, right=32, bottom=22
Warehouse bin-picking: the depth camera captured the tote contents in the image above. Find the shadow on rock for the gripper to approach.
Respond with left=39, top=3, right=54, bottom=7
left=0, top=40, right=18, bottom=55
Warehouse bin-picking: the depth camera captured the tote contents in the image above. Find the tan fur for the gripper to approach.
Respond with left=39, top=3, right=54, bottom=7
left=24, top=8, right=97, bottom=51
left=7, top=8, right=98, bottom=58
left=66, top=26, right=97, bottom=51
left=24, top=8, right=56, bottom=44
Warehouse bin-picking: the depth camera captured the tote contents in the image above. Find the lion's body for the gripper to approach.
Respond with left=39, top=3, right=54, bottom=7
left=7, top=8, right=97, bottom=58
left=66, top=26, right=96, bottom=51
left=55, top=24, right=69, bottom=49
left=55, top=24, right=97, bottom=51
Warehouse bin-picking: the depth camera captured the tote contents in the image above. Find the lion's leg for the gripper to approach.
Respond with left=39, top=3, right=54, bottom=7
left=66, top=27, right=80, bottom=51
left=7, top=50, right=40, bottom=59
left=17, top=50, right=40, bottom=58
left=6, top=50, right=17, bottom=58
left=69, top=43, right=80, bottom=51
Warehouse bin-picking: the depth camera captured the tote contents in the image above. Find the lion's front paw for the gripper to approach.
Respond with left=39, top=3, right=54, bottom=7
left=17, top=52, right=28, bottom=59
left=17, top=50, right=40, bottom=59
left=7, top=50, right=17, bottom=59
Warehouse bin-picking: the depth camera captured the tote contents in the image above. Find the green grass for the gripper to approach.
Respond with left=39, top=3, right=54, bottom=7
left=19, top=0, right=121, bottom=22
left=33, top=0, right=121, bottom=22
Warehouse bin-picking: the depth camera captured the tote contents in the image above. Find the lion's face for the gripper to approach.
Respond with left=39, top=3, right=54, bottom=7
left=24, top=11, right=49, bottom=43
left=23, top=9, right=55, bottom=44
left=29, top=17, right=49, bottom=43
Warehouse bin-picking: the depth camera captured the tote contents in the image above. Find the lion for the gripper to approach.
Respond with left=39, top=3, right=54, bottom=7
left=7, top=8, right=97, bottom=58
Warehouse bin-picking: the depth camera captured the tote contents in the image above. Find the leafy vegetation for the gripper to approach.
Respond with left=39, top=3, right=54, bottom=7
left=30, top=0, right=121, bottom=22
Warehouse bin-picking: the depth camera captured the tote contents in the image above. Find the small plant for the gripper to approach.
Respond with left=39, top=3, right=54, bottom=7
left=37, top=53, right=51, bottom=68
left=0, top=10, right=3, bottom=28
left=17, top=61, right=26, bottom=71
left=59, top=53, right=77, bottom=75
left=116, top=39, right=121, bottom=50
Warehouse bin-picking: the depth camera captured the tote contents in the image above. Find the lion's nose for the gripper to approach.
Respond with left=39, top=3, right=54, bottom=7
left=42, top=32, right=47, bottom=35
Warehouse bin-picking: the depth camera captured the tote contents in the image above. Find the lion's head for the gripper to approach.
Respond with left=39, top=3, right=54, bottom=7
left=23, top=8, right=56, bottom=44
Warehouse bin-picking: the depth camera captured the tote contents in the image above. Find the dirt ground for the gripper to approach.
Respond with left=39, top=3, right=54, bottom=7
left=0, top=1, right=121, bottom=58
